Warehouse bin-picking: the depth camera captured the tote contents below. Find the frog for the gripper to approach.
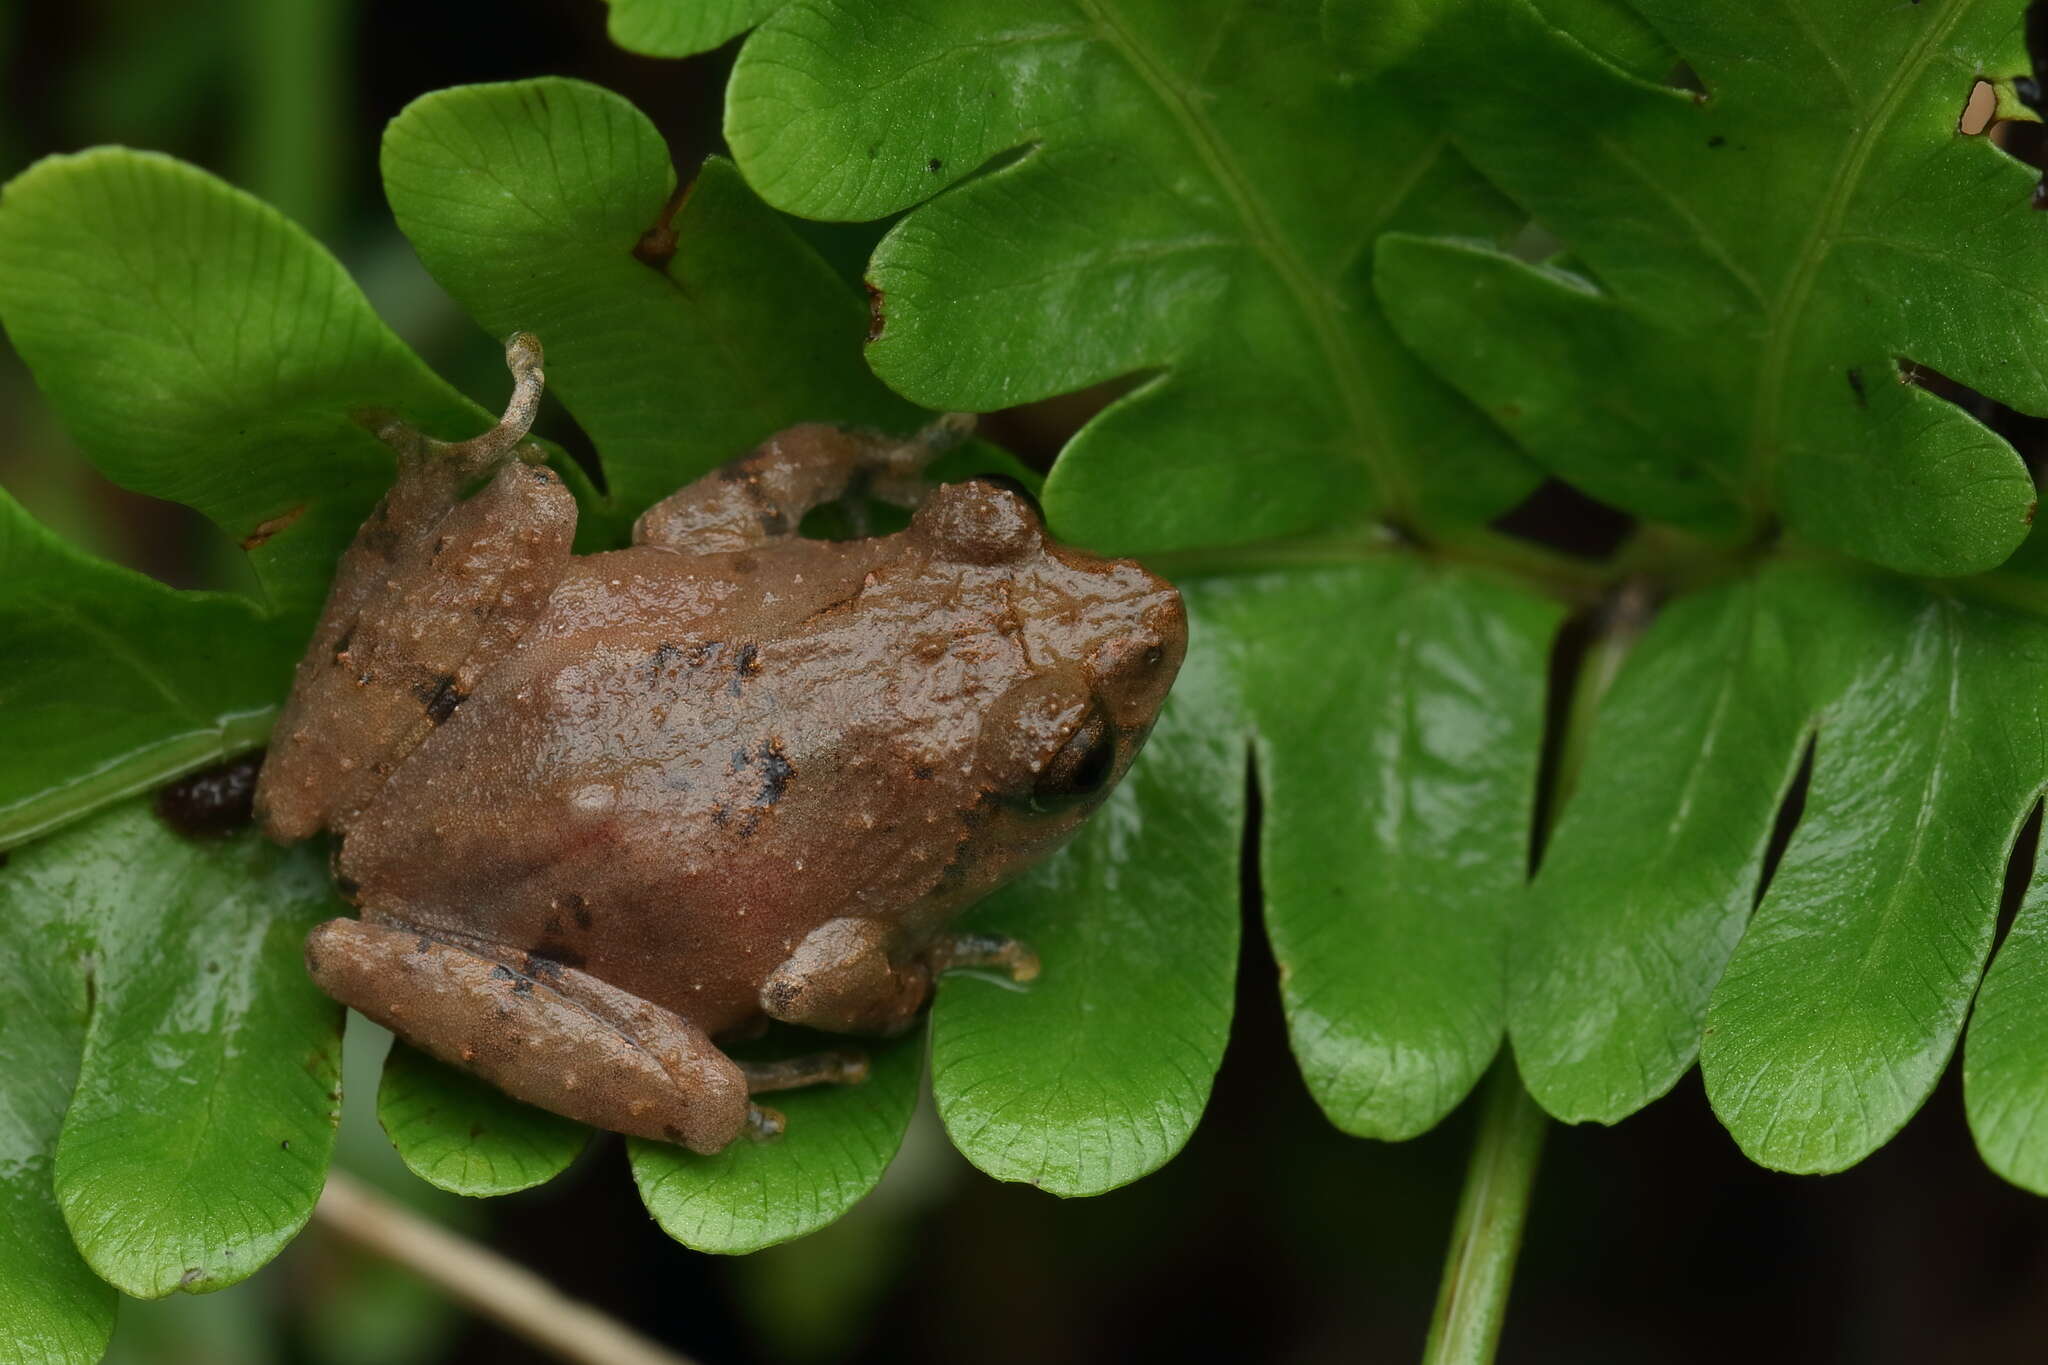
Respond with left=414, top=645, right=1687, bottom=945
left=254, top=334, right=1186, bottom=1153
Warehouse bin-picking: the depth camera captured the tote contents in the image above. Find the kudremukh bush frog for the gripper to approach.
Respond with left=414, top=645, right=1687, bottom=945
left=255, top=335, right=1185, bottom=1152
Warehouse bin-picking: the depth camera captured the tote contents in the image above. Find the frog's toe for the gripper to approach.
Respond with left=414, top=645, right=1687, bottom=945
left=740, top=1047, right=870, bottom=1094
left=745, top=1104, right=787, bottom=1142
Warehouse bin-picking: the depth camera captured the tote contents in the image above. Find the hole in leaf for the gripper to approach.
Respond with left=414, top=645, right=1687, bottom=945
left=1961, top=79, right=1997, bottom=135
left=1242, top=747, right=1264, bottom=933
left=978, top=369, right=1161, bottom=474
left=154, top=752, right=266, bottom=841
left=1667, top=59, right=1708, bottom=100
left=1991, top=799, right=2043, bottom=961
left=532, top=388, right=607, bottom=499
left=1753, top=734, right=1815, bottom=910
left=1896, top=356, right=1999, bottom=423
left=1528, top=588, right=1658, bottom=878
left=1528, top=607, right=1594, bottom=878
left=1892, top=361, right=2048, bottom=488
left=1490, top=478, right=1637, bottom=561
left=1505, top=219, right=1568, bottom=263
left=2024, top=2, right=2048, bottom=115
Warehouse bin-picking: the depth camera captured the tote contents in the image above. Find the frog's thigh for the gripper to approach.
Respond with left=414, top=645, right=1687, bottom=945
left=259, top=462, right=576, bottom=840
left=306, top=918, right=749, bottom=1153
left=758, top=916, right=932, bottom=1035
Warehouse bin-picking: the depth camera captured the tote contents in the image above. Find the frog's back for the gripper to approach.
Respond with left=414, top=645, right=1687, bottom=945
left=334, top=540, right=981, bottom=1034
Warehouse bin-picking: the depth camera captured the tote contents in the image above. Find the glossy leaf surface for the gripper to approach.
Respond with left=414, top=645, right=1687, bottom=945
left=1373, top=0, right=2043, bottom=576
left=382, top=79, right=921, bottom=542
left=0, top=148, right=487, bottom=616
left=724, top=0, right=1536, bottom=554
left=599, top=0, right=780, bottom=56
left=1510, top=570, right=1853, bottom=1123
left=1703, top=582, right=2048, bottom=1172
left=50, top=807, right=344, bottom=1298
left=1966, top=825, right=2048, bottom=1194
left=0, top=815, right=116, bottom=1365
left=1207, top=564, right=1558, bottom=1139
left=929, top=587, right=1243, bottom=1195
left=377, top=1045, right=590, bottom=1198
left=0, top=489, right=295, bottom=848
left=631, top=1032, right=922, bottom=1254
left=0, top=803, right=345, bottom=1319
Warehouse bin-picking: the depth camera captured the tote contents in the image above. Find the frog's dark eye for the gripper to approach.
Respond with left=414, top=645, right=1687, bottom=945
left=1031, top=709, right=1116, bottom=809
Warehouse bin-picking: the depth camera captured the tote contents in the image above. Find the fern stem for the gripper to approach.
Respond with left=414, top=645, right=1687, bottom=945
left=1422, top=1055, right=1548, bottom=1365
left=236, top=0, right=346, bottom=240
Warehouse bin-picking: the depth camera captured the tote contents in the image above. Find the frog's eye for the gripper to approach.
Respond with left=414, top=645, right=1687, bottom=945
left=911, top=479, right=1042, bottom=564
left=1031, top=708, right=1116, bottom=809
left=967, top=474, right=1042, bottom=520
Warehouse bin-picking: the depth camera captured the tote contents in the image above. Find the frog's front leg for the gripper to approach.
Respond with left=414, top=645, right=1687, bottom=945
left=631, top=413, right=973, bottom=553
left=258, top=334, right=575, bottom=841
left=306, top=917, right=764, bottom=1152
left=759, top=917, right=1039, bottom=1035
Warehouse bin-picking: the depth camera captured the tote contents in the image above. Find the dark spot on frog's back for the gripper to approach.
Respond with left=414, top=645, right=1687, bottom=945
left=155, top=752, right=265, bottom=839
left=1847, top=367, right=1868, bottom=408
left=757, top=741, right=794, bottom=805
left=646, top=642, right=682, bottom=684
left=729, top=642, right=761, bottom=696
left=419, top=674, right=467, bottom=724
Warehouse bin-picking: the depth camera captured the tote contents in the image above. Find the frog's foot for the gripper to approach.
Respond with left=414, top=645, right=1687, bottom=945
left=740, top=1049, right=871, bottom=1094
left=305, top=917, right=751, bottom=1154
left=367, top=331, right=547, bottom=481
left=864, top=411, right=977, bottom=505
left=730, top=1051, right=868, bottom=1143
left=630, top=412, right=978, bottom=553
left=925, top=931, right=1040, bottom=983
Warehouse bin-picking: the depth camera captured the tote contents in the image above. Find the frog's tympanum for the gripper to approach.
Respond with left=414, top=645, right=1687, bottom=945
left=255, top=335, right=1186, bottom=1152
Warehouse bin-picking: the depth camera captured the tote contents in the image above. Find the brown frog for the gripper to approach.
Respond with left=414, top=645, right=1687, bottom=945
left=255, top=335, right=1185, bottom=1153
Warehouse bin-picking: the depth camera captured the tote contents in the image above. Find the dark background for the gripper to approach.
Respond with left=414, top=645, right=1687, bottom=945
left=7, top=2, right=2048, bottom=1361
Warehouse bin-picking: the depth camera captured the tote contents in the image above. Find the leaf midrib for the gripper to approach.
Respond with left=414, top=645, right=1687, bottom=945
left=1074, top=0, right=1408, bottom=518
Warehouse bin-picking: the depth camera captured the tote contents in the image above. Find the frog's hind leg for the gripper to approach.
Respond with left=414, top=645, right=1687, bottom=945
left=305, top=917, right=754, bottom=1154
left=631, top=413, right=974, bottom=553
left=257, top=333, right=576, bottom=842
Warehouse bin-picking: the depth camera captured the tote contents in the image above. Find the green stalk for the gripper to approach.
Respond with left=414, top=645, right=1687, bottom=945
left=1422, top=581, right=1651, bottom=1364
left=236, top=0, right=347, bottom=241
left=1422, top=1055, right=1548, bottom=1365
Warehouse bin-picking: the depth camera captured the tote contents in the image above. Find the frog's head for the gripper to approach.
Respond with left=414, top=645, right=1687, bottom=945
left=901, top=477, right=1187, bottom=902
